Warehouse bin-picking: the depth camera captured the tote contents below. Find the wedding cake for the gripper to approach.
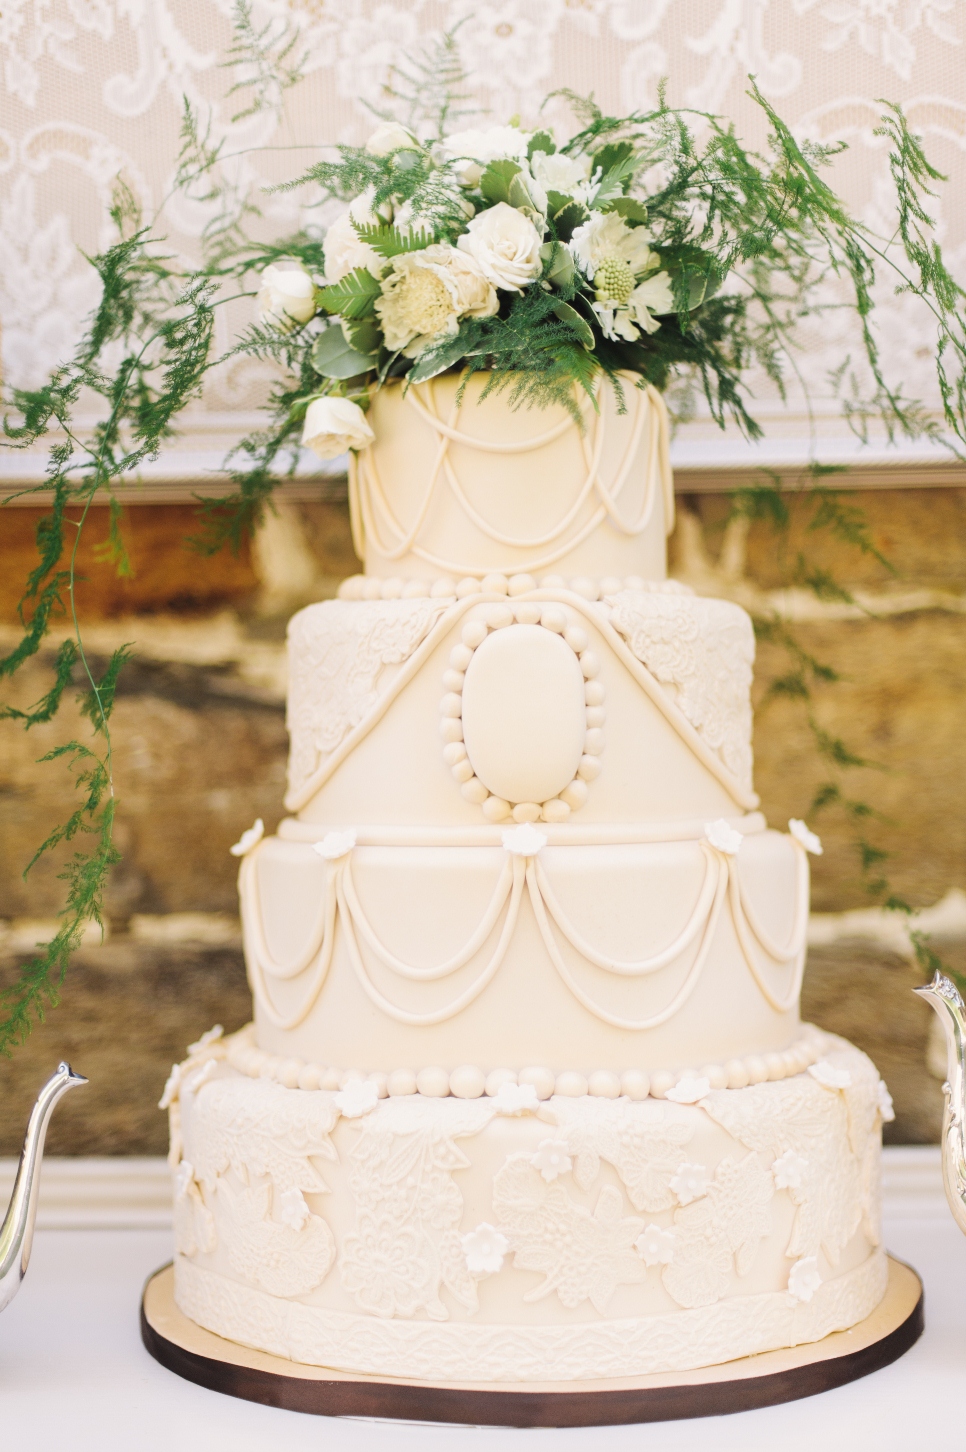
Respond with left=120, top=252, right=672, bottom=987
left=164, top=372, right=893, bottom=1384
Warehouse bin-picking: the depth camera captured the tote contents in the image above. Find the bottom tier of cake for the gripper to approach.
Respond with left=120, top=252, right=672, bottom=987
left=167, top=1034, right=892, bottom=1383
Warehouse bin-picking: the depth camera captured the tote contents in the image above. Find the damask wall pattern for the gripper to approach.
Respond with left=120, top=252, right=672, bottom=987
left=2, top=0, right=964, bottom=463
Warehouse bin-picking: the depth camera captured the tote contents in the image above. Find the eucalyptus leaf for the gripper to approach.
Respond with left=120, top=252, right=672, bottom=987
left=311, top=326, right=378, bottom=379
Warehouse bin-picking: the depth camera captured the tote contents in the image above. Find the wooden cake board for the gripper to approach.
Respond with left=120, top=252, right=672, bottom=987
left=141, top=1257, right=923, bottom=1428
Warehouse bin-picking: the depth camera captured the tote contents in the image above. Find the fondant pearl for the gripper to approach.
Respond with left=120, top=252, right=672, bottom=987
left=298, top=1063, right=323, bottom=1091
left=764, top=1053, right=786, bottom=1081
left=321, top=1067, right=341, bottom=1090
left=416, top=1066, right=450, bottom=1097
left=540, top=575, right=567, bottom=588
left=277, top=1059, right=302, bottom=1089
left=381, top=577, right=404, bottom=599
left=564, top=625, right=588, bottom=653
left=443, top=742, right=467, bottom=766
left=579, top=650, right=601, bottom=680
left=519, top=1067, right=556, bottom=1100
left=588, top=1069, right=621, bottom=1098
left=440, top=693, right=463, bottom=718
left=439, top=719, right=464, bottom=744
left=449, top=1065, right=486, bottom=1099
left=482, top=795, right=512, bottom=822
left=585, top=680, right=605, bottom=706
left=649, top=1070, right=675, bottom=1099
left=512, top=801, right=542, bottom=822
left=585, top=706, right=606, bottom=728
left=442, top=669, right=465, bottom=692
left=257, top=1056, right=277, bottom=1079
left=368, top=1071, right=389, bottom=1099
left=456, top=576, right=482, bottom=598
left=599, top=576, right=623, bottom=597
left=560, top=779, right=589, bottom=810
left=620, top=1069, right=650, bottom=1100
left=430, top=576, right=457, bottom=598
left=577, top=755, right=602, bottom=781
left=387, top=1068, right=417, bottom=1096
left=461, top=777, right=489, bottom=804
left=338, top=575, right=365, bottom=600
left=451, top=759, right=475, bottom=783
left=449, top=644, right=473, bottom=671
left=485, top=1068, right=517, bottom=1096
left=402, top=578, right=430, bottom=598
left=745, top=1056, right=769, bottom=1085
left=507, top=574, right=536, bottom=596
left=584, top=728, right=605, bottom=755
left=725, top=1059, right=750, bottom=1089
left=540, top=798, right=570, bottom=823
left=701, top=1064, right=728, bottom=1091
left=512, top=602, right=542, bottom=624
left=570, top=577, right=599, bottom=601
left=462, top=621, right=488, bottom=649
left=481, top=573, right=509, bottom=595
left=540, top=605, right=567, bottom=633
left=483, top=602, right=514, bottom=629
left=362, top=577, right=383, bottom=600
left=554, top=1070, right=588, bottom=1097
left=624, top=575, right=646, bottom=591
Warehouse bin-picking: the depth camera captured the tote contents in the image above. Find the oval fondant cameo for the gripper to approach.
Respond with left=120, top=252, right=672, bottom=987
left=460, top=624, right=587, bottom=804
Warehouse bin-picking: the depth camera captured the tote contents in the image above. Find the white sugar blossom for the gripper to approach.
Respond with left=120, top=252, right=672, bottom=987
left=772, top=1148, right=808, bottom=1191
left=530, top=149, right=593, bottom=203
left=462, top=1221, right=510, bottom=1276
left=334, top=1078, right=380, bottom=1118
left=666, top=1074, right=711, bottom=1105
left=704, top=819, right=743, bottom=855
left=230, top=819, right=264, bottom=857
left=256, top=261, right=317, bottom=332
left=323, top=189, right=389, bottom=283
left=502, top=823, right=548, bottom=857
left=491, top=1081, right=540, bottom=1116
left=174, top=1159, right=195, bottom=1200
left=635, top=1223, right=676, bottom=1267
left=670, top=1161, right=710, bottom=1206
left=159, top=1063, right=182, bottom=1111
left=439, top=125, right=531, bottom=186
left=302, top=398, right=375, bottom=461
left=788, top=1255, right=822, bottom=1303
left=457, top=203, right=543, bottom=293
left=278, top=1187, right=312, bottom=1231
left=365, top=122, right=418, bottom=156
left=182, top=1057, right=217, bottom=1097
left=569, top=210, right=656, bottom=283
left=186, top=1024, right=224, bottom=1057
left=877, top=1079, right=896, bottom=1122
left=313, top=828, right=357, bottom=861
left=530, top=1139, right=573, bottom=1182
left=789, top=818, right=823, bottom=855
left=375, top=243, right=498, bottom=354
left=809, top=1060, right=853, bottom=1091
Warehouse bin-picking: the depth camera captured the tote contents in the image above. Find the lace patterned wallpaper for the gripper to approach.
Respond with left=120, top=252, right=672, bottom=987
left=2, top=0, right=964, bottom=473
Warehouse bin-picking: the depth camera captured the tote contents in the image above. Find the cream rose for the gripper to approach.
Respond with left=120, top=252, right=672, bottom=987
left=255, top=261, right=317, bottom=332
left=365, top=122, right=418, bottom=156
left=439, top=125, right=531, bottom=186
left=301, top=396, right=375, bottom=460
left=374, top=243, right=497, bottom=354
left=457, top=202, right=543, bottom=293
left=323, top=190, right=387, bottom=283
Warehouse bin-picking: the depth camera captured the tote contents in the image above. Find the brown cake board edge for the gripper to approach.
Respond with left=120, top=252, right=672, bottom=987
left=140, top=1256, right=923, bottom=1428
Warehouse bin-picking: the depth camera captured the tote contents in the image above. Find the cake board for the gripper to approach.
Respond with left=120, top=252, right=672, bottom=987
left=140, top=1256, right=923, bottom=1427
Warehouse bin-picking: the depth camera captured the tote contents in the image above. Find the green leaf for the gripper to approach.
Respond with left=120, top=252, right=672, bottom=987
left=550, top=300, right=595, bottom=349
left=318, top=267, right=382, bottom=320
left=344, top=314, right=382, bottom=356
left=352, top=222, right=434, bottom=258
left=311, top=325, right=378, bottom=379
left=548, top=198, right=588, bottom=242
left=590, top=141, right=637, bottom=206
left=406, top=332, right=471, bottom=385
left=479, top=159, right=522, bottom=206
left=527, top=130, right=555, bottom=159
left=539, top=240, right=575, bottom=289
left=605, top=196, right=649, bottom=226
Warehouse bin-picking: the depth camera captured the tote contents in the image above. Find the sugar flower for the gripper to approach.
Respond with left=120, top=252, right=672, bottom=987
left=313, top=828, right=357, bottom=861
left=789, top=818, right=823, bottom=855
left=186, top=1024, right=224, bottom=1057
left=502, top=823, right=548, bottom=858
left=788, top=1255, right=822, bottom=1303
left=670, top=1161, right=710, bottom=1206
left=462, top=1222, right=510, bottom=1276
left=302, top=398, right=375, bottom=461
left=665, top=1075, right=711, bottom=1105
left=174, top=1160, right=195, bottom=1200
left=877, top=1079, right=896, bottom=1122
left=278, top=1187, right=312, bottom=1231
left=159, top=1063, right=182, bottom=1111
left=704, top=819, right=743, bottom=855
left=334, top=1078, right=380, bottom=1118
left=491, top=1081, right=540, bottom=1116
left=230, top=819, right=264, bottom=857
left=809, top=1060, right=853, bottom=1090
left=635, top=1224, right=676, bottom=1267
left=530, top=1139, right=573, bottom=1182
left=772, top=1148, right=808, bottom=1191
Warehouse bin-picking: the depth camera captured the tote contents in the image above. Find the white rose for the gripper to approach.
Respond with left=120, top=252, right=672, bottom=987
left=323, top=190, right=387, bottom=283
left=374, top=243, right=497, bottom=355
left=531, top=149, right=592, bottom=202
left=439, top=125, right=531, bottom=186
left=301, top=397, right=375, bottom=460
left=256, top=261, right=317, bottom=332
left=569, top=210, right=655, bottom=281
left=457, top=202, right=543, bottom=293
left=365, top=122, right=419, bottom=156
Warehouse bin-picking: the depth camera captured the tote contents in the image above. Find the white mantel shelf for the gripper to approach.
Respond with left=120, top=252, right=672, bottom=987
left=0, top=1148, right=964, bottom=1450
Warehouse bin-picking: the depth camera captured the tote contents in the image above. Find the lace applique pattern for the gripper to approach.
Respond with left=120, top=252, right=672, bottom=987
left=607, top=590, right=754, bottom=787
left=492, top=1153, right=647, bottom=1313
left=663, top=1152, right=774, bottom=1309
left=183, top=1075, right=338, bottom=1196
left=287, top=597, right=449, bottom=799
left=339, top=1096, right=494, bottom=1321
left=214, top=1177, right=335, bottom=1298
left=545, top=1097, right=695, bottom=1211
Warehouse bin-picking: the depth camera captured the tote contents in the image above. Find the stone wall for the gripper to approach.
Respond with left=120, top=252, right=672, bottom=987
left=1, top=483, right=963, bottom=1153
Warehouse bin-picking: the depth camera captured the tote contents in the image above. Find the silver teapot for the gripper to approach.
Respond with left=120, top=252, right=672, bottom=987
left=0, top=1063, right=87, bottom=1313
left=914, top=973, right=966, bottom=1235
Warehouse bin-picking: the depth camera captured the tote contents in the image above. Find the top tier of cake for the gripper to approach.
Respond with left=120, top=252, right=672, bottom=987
left=349, top=373, right=673, bottom=584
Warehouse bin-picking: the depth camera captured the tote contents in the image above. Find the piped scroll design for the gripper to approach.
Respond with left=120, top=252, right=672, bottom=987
left=240, top=831, right=810, bottom=1032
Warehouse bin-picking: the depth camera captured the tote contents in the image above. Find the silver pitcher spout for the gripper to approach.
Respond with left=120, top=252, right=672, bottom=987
left=0, top=1062, right=87, bottom=1313
left=914, top=972, right=966, bottom=1237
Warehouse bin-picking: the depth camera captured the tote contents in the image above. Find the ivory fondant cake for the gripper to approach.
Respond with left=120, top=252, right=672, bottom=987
left=165, top=374, right=894, bottom=1383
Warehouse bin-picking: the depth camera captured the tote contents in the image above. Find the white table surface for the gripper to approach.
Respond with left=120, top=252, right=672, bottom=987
left=2, top=1212, right=964, bottom=1452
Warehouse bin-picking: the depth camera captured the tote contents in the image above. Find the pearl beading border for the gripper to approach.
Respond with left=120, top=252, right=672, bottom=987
left=440, top=600, right=605, bottom=824
left=226, top=1023, right=829, bottom=1100
left=337, top=571, right=693, bottom=604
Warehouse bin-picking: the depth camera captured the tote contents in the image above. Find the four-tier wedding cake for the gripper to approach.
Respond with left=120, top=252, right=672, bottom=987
left=164, top=372, right=893, bottom=1384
